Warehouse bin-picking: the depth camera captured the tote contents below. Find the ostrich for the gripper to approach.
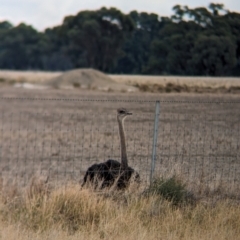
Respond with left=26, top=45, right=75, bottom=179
left=82, top=108, right=140, bottom=189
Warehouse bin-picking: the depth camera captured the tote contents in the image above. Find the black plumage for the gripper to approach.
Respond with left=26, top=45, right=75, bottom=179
left=82, top=108, right=140, bottom=190
left=82, top=159, right=139, bottom=189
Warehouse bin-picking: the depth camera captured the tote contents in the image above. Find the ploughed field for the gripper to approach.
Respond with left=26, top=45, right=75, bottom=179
left=0, top=87, right=239, bottom=198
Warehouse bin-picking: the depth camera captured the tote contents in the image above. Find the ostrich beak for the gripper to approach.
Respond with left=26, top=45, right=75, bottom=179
left=127, top=111, right=132, bottom=115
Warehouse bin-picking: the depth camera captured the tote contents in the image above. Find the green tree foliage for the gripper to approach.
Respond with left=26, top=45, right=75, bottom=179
left=146, top=3, right=240, bottom=76
left=41, top=26, right=73, bottom=70
left=147, top=21, right=201, bottom=75
left=0, top=3, right=239, bottom=76
left=0, top=23, right=42, bottom=69
left=58, top=7, right=134, bottom=72
left=115, top=11, right=163, bottom=73
left=209, top=3, right=225, bottom=16
left=0, top=21, right=13, bottom=30
left=190, top=35, right=237, bottom=75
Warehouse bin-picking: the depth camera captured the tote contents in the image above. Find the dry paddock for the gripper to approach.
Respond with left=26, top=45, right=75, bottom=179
left=0, top=87, right=239, bottom=198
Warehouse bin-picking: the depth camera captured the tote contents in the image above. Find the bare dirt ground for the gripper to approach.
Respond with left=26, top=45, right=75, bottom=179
left=47, top=69, right=137, bottom=92
left=0, top=86, right=239, bottom=198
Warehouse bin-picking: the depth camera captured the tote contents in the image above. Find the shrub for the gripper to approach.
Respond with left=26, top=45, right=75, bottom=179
left=147, top=176, right=192, bottom=206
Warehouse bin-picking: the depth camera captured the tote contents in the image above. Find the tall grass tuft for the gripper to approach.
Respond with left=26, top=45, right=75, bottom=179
left=0, top=177, right=240, bottom=239
left=2, top=183, right=117, bottom=233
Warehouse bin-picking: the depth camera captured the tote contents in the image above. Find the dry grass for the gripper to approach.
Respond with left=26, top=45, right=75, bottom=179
left=110, top=74, right=240, bottom=89
left=0, top=70, right=240, bottom=93
left=0, top=87, right=239, bottom=197
left=0, top=71, right=239, bottom=239
left=132, top=82, right=240, bottom=93
left=0, top=70, right=61, bottom=83
left=110, top=75, right=240, bottom=93
left=0, top=178, right=239, bottom=240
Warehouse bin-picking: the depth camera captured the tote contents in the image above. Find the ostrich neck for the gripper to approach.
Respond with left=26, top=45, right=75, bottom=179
left=117, top=117, right=128, bottom=169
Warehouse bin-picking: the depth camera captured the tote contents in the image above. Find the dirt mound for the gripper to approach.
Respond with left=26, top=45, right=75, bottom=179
left=47, top=68, right=137, bottom=92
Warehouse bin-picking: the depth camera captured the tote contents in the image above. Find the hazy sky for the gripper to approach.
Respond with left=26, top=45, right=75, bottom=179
left=0, top=0, right=239, bottom=31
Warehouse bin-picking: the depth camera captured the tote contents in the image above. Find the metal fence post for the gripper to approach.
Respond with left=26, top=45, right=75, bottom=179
left=150, top=101, right=160, bottom=183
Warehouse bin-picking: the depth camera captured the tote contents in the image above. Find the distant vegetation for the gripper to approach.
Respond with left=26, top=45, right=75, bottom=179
left=0, top=3, right=240, bottom=76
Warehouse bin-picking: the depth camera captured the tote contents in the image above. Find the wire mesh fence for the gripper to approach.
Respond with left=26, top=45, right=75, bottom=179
left=154, top=101, right=240, bottom=197
left=0, top=98, right=155, bottom=189
left=0, top=97, right=239, bottom=198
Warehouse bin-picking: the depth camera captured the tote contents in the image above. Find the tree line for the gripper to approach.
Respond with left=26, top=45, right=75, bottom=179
left=0, top=3, right=240, bottom=76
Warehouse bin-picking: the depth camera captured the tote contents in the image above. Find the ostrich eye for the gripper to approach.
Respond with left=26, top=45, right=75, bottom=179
left=118, top=108, right=127, bottom=114
left=118, top=109, right=127, bottom=114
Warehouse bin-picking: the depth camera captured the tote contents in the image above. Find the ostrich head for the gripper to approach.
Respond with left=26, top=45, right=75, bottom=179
left=117, top=108, right=132, bottom=121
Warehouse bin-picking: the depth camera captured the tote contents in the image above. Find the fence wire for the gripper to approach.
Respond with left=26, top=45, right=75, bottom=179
left=0, top=98, right=239, bottom=198
left=154, top=101, right=240, bottom=197
left=0, top=98, right=155, bottom=188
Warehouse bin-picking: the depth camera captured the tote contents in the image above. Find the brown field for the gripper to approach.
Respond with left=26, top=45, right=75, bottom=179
left=0, top=86, right=239, bottom=198
left=0, top=71, right=239, bottom=239
left=0, top=70, right=239, bottom=198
